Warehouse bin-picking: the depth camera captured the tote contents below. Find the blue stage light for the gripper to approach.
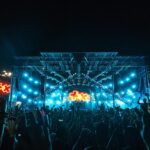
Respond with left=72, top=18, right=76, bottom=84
left=115, top=92, right=119, bottom=96
left=132, top=84, right=136, bottom=89
left=52, top=93, right=56, bottom=97
left=102, top=92, right=106, bottom=96
left=38, top=101, right=42, bottom=104
left=119, top=80, right=124, bottom=85
left=109, top=83, right=113, bottom=87
left=86, top=101, right=90, bottom=104
left=23, top=72, right=28, bottom=77
left=46, top=83, right=49, bottom=87
left=45, top=100, right=49, bottom=105
left=56, top=100, right=61, bottom=105
left=29, top=77, right=33, bottom=81
left=49, top=100, right=53, bottom=104
left=28, top=99, right=32, bottom=103
left=22, top=94, right=27, bottom=99
left=127, top=99, right=131, bottom=102
left=57, top=92, right=60, bottom=96
left=12, top=94, right=16, bottom=98
left=50, top=86, right=54, bottom=89
left=98, top=101, right=101, bottom=104
left=23, top=84, right=27, bottom=89
left=125, top=77, right=130, bottom=82
left=62, top=100, right=66, bottom=104
left=33, top=91, right=38, bottom=95
left=104, top=85, right=108, bottom=89
left=28, top=89, right=32, bottom=93
left=121, top=91, right=125, bottom=95
left=34, top=80, right=39, bottom=84
left=127, top=89, right=133, bottom=95
left=115, top=99, right=125, bottom=105
left=91, top=93, right=94, bottom=96
left=59, top=85, right=62, bottom=89
left=63, top=92, right=67, bottom=96
left=131, top=72, right=136, bottom=77
left=133, top=96, right=136, bottom=99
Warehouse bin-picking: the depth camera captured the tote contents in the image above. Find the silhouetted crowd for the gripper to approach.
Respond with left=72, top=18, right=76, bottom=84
left=1, top=95, right=150, bottom=150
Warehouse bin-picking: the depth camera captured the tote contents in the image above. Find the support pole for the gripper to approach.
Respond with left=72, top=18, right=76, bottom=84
left=112, top=73, right=115, bottom=108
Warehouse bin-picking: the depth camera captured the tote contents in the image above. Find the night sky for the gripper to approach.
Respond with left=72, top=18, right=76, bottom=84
left=0, top=1, right=150, bottom=68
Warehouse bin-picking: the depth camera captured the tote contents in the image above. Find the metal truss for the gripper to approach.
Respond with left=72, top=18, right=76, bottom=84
left=14, top=52, right=146, bottom=89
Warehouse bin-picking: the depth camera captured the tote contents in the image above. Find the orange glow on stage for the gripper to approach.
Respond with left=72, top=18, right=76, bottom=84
left=0, top=82, right=11, bottom=94
left=68, top=90, right=90, bottom=102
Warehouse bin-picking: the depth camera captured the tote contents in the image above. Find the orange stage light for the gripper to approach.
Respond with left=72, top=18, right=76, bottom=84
left=0, top=82, right=10, bottom=94
left=68, top=90, right=90, bottom=102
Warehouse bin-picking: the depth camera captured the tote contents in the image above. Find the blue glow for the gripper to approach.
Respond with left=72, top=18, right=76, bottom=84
left=104, top=85, right=108, bottom=89
left=45, top=100, right=49, bottom=104
left=133, top=96, right=136, bottom=99
left=98, top=101, right=101, bottom=104
left=50, top=86, right=54, bottom=89
left=28, top=89, right=32, bottom=93
left=38, top=101, right=42, bottom=104
left=132, top=84, right=136, bottom=89
left=28, top=99, right=32, bottom=103
left=33, top=91, right=38, bottom=95
left=12, top=94, right=16, bottom=98
left=131, top=72, right=136, bottom=77
left=34, top=101, right=37, bottom=104
left=23, top=72, right=28, bottom=77
left=29, top=77, right=33, bottom=81
left=115, top=99, right=125, bottom=105
left=92, top=101, right=96, bottom=104
left=63, top=92, right=67, bottom=96
left=102, top=92, right=106, bottom=97
left=49, top=100, right=53, bottom=104
left=115, top=92, right=119, bottom=96
left=23, top=84, right=27, bottom=89
left=22, top=94, right=27, bottom=99
left=62, top=100, right=66, bottom=104
left=127, top=89, right=133, bottom=96
left=109, top=83, right=113, bottom=87
left=119, top=80, right=124, bottom=84
left=46, top=83, right=49, bottom=87
left=59, top=85, right=62, bottom=89
left=86, top=101, right=90, bottom=104
left=56, top=100, right=61, bottom=105
left=127, top=99, right=131, bottom=102
left=121, top=91, right=125, bottom=95
left=52, top=93, right=56, bottom=97
left=34, top=80, right=39, bottom=84
left=57, top=92, right=60, bottom=96
left=125, top=77, right=130, bottom=82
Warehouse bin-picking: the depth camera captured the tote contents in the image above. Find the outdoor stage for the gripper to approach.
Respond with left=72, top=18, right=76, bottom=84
left=8, top=52, right=149, bottom=110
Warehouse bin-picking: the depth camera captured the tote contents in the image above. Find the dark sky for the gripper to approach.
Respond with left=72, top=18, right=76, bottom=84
left=0, top=1, right=150, bottom=67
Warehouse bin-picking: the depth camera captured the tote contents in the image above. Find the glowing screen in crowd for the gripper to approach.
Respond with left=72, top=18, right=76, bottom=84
left=68, top=90, right=90, bottom=102
left=0, top=82, right=10, bottom=94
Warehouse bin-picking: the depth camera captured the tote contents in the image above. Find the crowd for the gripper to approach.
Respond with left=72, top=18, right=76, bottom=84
left=0, top=94, right=150, bottom=150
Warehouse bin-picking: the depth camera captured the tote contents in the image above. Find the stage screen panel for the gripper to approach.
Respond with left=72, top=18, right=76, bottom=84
left=68, top=90, right=90, bottom=102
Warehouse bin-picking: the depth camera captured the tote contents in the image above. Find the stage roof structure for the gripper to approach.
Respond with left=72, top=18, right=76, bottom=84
left=14, top=52, right=146, bottom=89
